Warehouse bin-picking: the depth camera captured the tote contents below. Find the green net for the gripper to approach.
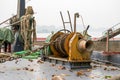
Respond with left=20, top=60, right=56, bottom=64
left=0, top=29, right=4, bottom=40
left=22, top=55, right=38, bottom=59
left=0, top=28, right=14, bottom=43
left=14, top=50, right=30, bottom=55
left=13, top=50, right=41, bottom=59
left=45, top=33, right=54, bottom=55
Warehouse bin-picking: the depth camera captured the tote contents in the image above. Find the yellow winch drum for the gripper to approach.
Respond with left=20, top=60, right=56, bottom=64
left=53, top=33, right=69, bottom=57
left=50, top=30, right=93, bottom=60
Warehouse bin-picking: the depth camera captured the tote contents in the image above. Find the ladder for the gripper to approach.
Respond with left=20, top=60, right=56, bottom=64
left=60, top=11, right=73, bottom=32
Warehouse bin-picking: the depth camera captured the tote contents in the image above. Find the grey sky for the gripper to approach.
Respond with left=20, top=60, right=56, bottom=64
left=0, top=0, right=120, bottom=37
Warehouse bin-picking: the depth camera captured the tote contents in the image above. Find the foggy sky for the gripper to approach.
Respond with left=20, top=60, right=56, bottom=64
left=0, top=0, right=120, bottom=37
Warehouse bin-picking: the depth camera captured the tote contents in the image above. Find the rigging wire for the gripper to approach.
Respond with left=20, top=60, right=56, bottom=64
left=79, top=15, right=86, bottom=29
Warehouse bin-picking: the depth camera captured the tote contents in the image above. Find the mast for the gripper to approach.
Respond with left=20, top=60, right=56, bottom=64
left=17, top=0, right=25, bottom=19
left=13, top=0, right=25, bottom=52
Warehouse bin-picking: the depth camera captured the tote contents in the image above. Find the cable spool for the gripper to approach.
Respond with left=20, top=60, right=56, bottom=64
left=50, top=29, right=71, bottom=57
left=54, top=33, right=69, bottom=57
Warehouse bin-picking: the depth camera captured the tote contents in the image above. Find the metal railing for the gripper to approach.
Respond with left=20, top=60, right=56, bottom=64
left=98, top=22, right=120, bottom=41
left=102, top=22, right=120, bottom=36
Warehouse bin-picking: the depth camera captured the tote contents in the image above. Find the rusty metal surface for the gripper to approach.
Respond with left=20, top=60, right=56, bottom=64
left=0, top=58, right=120, bottom=80
left=50, top=31, right=93, bottom=61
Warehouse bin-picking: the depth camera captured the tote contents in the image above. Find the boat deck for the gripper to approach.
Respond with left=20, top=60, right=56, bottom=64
left=0, top=58, right=120, bottom=80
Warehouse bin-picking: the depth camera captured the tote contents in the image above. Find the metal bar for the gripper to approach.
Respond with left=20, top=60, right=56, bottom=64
left=60, top=11, right=66, bottom=32
left=0, top=15, right=16, bottom=26
left=0, top=19, right=10, bottom=26
left=67, top=11, right=73, bottom=32
left=17, top=0, right=25, bottom=18
left=74, top=13, right=79, bottom=32
left=106, top=31, right=109, bottom=52
left=74, top=14, right=76, bottom=32
left=84, top=25, right=90, bottom=36
left=103, top=51, right=120, bottom=54
left=64, top=22, right=71, bottom=23
left=3, top=20, right=21, bottom=28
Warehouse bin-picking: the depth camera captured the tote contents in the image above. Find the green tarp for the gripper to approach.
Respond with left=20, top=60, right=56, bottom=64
left=0, top=28, right=14, bottom=43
